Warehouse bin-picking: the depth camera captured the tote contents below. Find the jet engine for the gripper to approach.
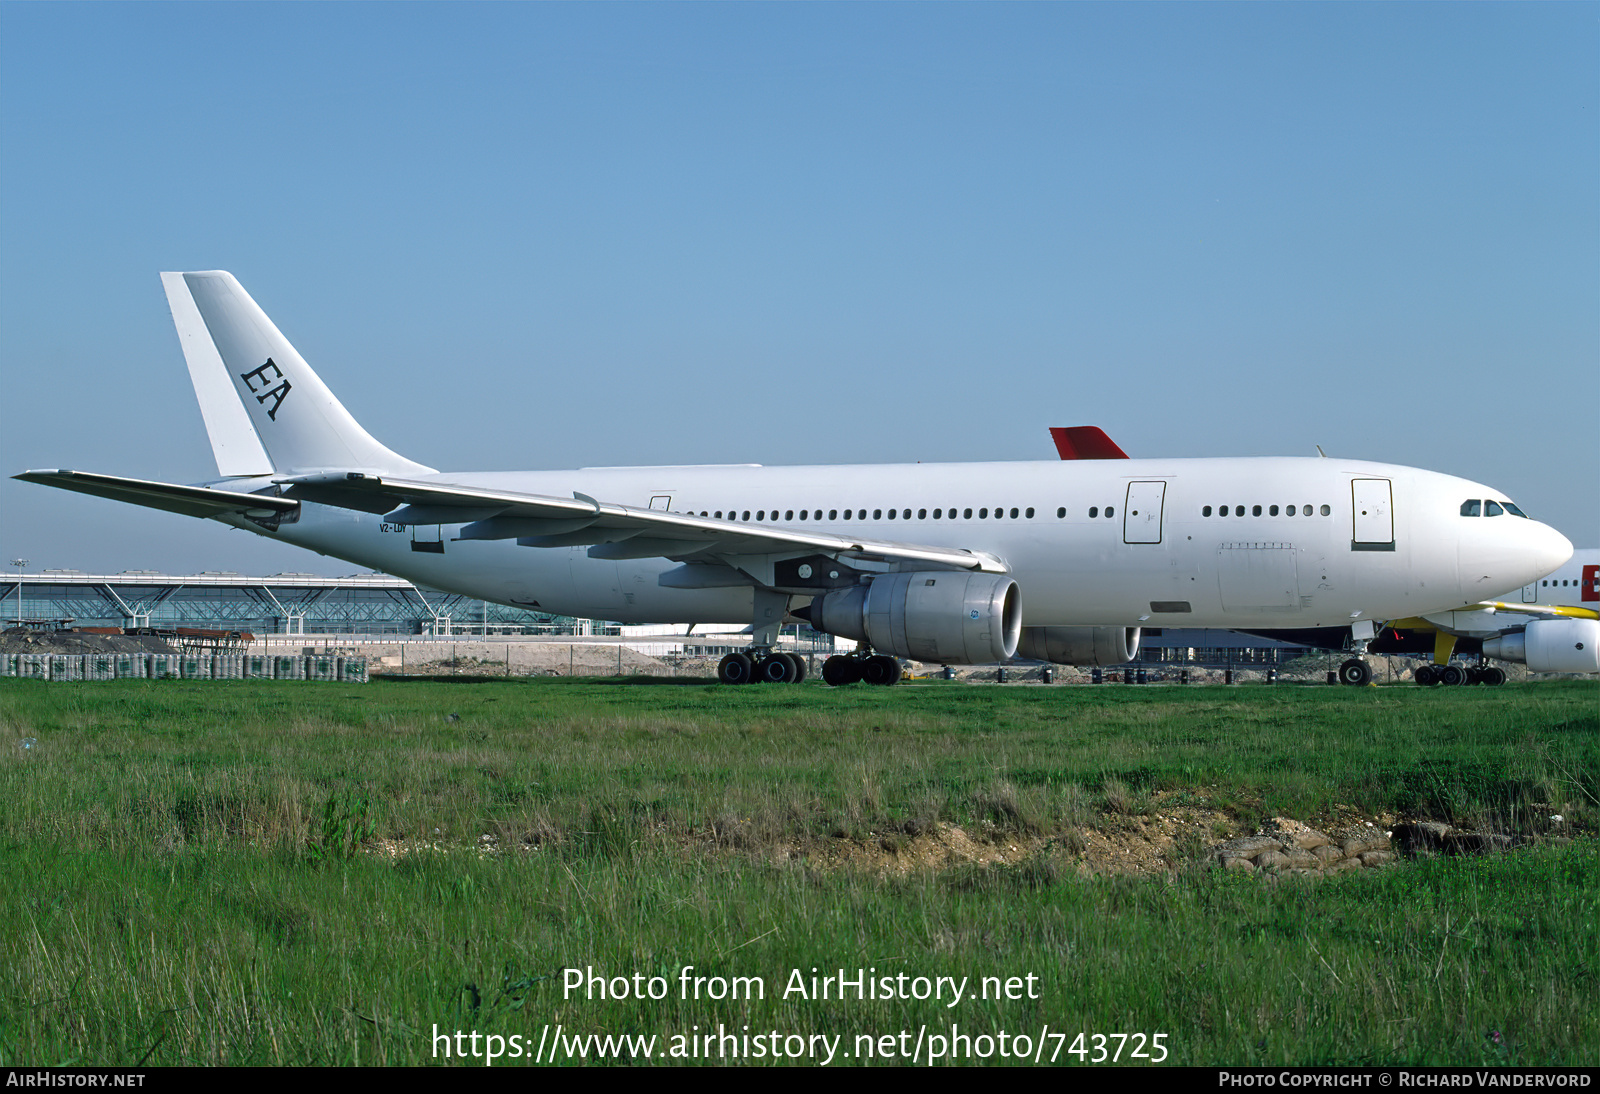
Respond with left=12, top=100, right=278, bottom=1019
left=1482, top=618, right=1600, bottom=674
left=1014, top=626, right=1141, bottom=666
left=801, top=572, right=1021, bottom=664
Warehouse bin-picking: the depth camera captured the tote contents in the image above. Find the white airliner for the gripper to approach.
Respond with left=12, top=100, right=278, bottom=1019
left=15, top=272, right=1577, bottom=687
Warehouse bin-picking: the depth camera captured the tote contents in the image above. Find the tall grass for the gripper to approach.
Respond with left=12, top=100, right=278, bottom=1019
left=1, top=677, right=1595, bottom=1065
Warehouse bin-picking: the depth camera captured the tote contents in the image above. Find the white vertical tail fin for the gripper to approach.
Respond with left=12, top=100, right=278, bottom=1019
left=162, top=272, right=274, bottom=478
left=162, top=271, right=435, bottom=477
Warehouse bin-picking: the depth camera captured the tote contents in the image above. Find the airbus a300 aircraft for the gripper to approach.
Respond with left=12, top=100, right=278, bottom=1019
left=16, top=272, right=1576, bottom=687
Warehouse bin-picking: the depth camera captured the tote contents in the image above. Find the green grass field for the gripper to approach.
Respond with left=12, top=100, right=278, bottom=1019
left=1, top=676, right=1595, bottom=1066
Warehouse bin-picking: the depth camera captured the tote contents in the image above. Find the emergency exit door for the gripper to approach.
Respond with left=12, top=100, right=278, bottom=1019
left=1123, top=481, right=1166, bottom=544
left=1351, top=478, right=1394, bottom=552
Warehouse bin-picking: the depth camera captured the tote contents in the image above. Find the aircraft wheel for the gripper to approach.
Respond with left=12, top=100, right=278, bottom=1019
left=1337, top=658, right=1373, bottom=686
left=756, top=653, right=796, bottom=684
left=1439, top=664, right=1470, bottom=687
left=783, top=652, right=808, bottom=683
left=1415, top=664, right=1439, bottom=687
left=821, top=655, right=861, bottom=686
left=1480, top=666, right=1507, bottom=687
left=718, top=652, right=756, bottom=685
left=860, top=654, right=902, bottom=686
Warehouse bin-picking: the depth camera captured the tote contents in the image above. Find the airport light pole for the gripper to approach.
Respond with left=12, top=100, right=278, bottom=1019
left=9, top=559, right=27, bottom=630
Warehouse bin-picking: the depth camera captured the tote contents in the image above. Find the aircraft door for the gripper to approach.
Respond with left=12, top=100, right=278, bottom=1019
left=1123, top=481, right=1166, bottom=544
left=1350, top=478, right=1394, bottom=552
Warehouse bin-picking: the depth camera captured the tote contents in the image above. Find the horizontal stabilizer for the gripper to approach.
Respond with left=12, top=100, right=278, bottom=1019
left=1050, top=426, right=1130, bottom=460
left=15, top=470, right=298, bottom=520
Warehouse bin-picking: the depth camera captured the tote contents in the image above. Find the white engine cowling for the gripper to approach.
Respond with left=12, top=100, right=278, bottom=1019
left=1483, top=618, right=1600, bottom=674
left=804, top=572, right=1021, bottom=664
left=1014, top=626, right=1141, bottom=666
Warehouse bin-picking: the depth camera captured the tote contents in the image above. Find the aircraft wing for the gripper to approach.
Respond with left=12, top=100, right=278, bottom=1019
left=1460, top=600, right=1600, bottom=622
left=14, top=470, right=299, bottom=520
left=278, top=473, right=1009, bottom=574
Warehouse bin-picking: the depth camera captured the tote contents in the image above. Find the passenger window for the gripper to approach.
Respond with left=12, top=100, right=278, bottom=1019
left=979, top=508, right=988, bottom=518
left=785, top=510, right=793, bottom=521
left=1010, top=508, right=1019, bottom=518
left=1460, top=500, right=1481, bottom=517
left=1203, top=506, right=1212, bottom=516
left=887, top=509, right=896, bottom=520
left=1485, top=501, right=1504, bottom=517
left=1319, top=505, right=1330, bottom=516
left=1106, top=506, right=1115, bottom=518
left=1089, top=507, right=1099, bottom=518
left=829, top=510, right=837, bottom=520
left=920, top=509, right=928, bottom=519
left=1057, top=507, right=1066, bottom=518
left=934, top=509, right=942, bottom=519
left=873, top=509, right=882, bottom=520
left=963, top=508, right=972, bottom=519
left=757, top=511, right=765, bottom=521
left=1025, top=508, right=1034, bottom=519
left=1286, top=505, right=1296, bottom=516
left=715, top=511, right=723, bottom=519
left=1252, top=505, right=1262, bottom=517
left=1269, top=505, right=1278, bottom=516
left=1235, top=506, right=1244, bottom=517
left=799, top=510, right=808, bottom=520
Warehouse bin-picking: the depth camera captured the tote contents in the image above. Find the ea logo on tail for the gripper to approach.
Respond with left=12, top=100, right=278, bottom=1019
left=239, top=358, right=292, bottom=421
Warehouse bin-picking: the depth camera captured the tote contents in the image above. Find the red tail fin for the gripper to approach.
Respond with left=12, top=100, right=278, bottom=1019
left=1049, top=426, right=1129, bottom=460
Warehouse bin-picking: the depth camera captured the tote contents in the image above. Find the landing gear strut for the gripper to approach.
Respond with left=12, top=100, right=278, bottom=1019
left=716, top=589, right=810, bottom=685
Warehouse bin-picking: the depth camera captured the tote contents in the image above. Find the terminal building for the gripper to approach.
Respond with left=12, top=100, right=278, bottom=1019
left=1, top=570, right=584, bottom=637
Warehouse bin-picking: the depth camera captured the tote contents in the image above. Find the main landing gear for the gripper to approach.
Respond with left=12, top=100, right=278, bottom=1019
left=821, top=653, right=903, bottom=687
left=1414, top=662, right=1506, bottom=687
left=717, top=650, right=807, bottom=685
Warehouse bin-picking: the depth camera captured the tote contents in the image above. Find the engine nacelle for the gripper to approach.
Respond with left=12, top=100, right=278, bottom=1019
left=1483, top=618, right=1600, bottom=674
left=1014, top=626, right=1141, bottom=666
left=804, top=572, right=1021, bottom=664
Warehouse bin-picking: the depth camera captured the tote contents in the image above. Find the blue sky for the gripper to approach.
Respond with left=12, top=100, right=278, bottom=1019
left=2, top=3, right=1595, bottom=576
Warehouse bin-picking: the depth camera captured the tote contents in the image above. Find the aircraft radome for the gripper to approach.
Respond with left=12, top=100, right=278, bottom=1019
left=17, top=272, right=1575, bottom=687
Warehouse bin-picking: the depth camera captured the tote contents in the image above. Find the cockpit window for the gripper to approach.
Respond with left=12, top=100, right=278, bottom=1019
left=1502, top=501, right=1528, bottom=518
left=1460, top=500, right=1481, bottom=517
left=1485, top=501, right=1504, bottom=517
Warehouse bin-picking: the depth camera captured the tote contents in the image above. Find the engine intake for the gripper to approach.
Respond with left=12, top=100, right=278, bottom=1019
left=802, top=572, right=1021, bottom=664
left=1014, top=626, right=1141, bottom=666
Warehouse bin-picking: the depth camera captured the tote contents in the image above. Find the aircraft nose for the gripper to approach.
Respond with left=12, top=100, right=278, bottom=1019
left=1457, top=516, right=1573, bottom=598
left=1532, top=522, right=1574, bottom=578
